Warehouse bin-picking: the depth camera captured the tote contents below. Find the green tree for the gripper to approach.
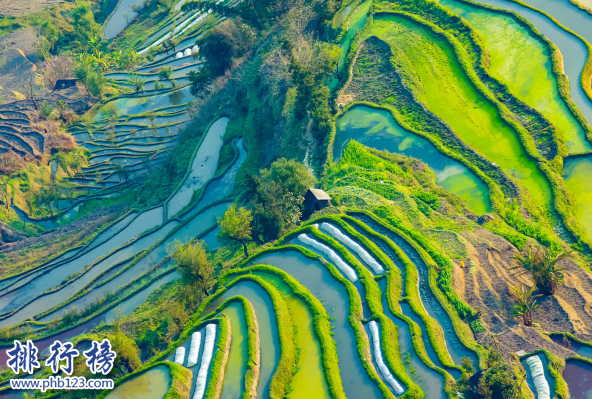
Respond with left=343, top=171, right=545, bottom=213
left=167, top=239, right=214, bottom=299
left=74, top=63, right=106, bottom=98
left=0, top=176, right=9, bottom=209
left=158, top=66, right=176, bottom=88
left=461, top=357, right=475, bottom=375
left=109, top=329, right=141, bottom=375
left=197, top=28, right=237, bottom=76
left=511, top=284, right=542, bottom=327
left=126, top=72, right=147, bottom=94
left=310, top=84, right=331, bottom=137
left=70, top=1, right=101, bottom=49
left=36, top=183, right=60, bottom=216
left=217, top=205, right=253, bottom=257
left=244, top=158, right=316, bottom=241
left=510, top=246, right=570, bottom=295
left=52, top=148, right=90, bottom=177
left=39, top=101, right=54, bottom=119
left=475, top=348, right=520, bottom=399
left=113, top=162, right=130, bottom=183
left=260, top=157, right=317, bottom=198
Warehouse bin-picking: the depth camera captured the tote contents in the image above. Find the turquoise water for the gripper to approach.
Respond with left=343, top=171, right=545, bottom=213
left=335, top=106, right=491, bottom=214
left=201, top=282, right=280, bottom=399
left=251, top=251, right=384, bottom=399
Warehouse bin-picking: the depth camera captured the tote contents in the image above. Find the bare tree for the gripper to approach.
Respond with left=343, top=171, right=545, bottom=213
left=43, top=55, right=74, bottom=91
left=0, top=42, right=7, bottom=70
left=14, top=62, right=40, bottom=110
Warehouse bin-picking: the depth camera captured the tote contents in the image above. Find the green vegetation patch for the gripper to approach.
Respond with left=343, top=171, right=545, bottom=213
left=366, top=15, right=553, bottom=212
left=223, top=267, right=338, bottom=399
left=437, top=0, right=591, bottom=155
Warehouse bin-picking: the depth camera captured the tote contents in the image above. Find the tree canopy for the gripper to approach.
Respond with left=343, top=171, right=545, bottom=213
left=168, top=239, right=214, bottom=300
left=217, top=204, right=253, bottom=257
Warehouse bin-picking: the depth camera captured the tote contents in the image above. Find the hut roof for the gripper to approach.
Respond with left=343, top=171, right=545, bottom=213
left=308, top=188, right=331, bottom=200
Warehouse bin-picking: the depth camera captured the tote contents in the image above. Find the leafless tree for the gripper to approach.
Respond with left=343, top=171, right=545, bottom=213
left=13, top=62, right=40, bottom=110
left=0, top=42, right=7, bottom=70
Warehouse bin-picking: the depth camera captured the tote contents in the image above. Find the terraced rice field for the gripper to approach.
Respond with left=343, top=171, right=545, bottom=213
left=8, top=0, right=592, bottom=396
left=367, top=15, right=553, bottom=210
left=438, top=0, right=591, bottom=154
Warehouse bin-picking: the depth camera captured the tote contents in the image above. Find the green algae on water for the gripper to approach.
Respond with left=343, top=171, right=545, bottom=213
left=368, top=16, right=553, bottom=212
left=220, top=302, right=248, bottom=399
left=105, top=366, right=170, bottom=399
left=563, top=156, right=592, bottom=240
left=201, top=282, right=280, bottom=399
left=250, top=272, right=332, bottom=399
left=335, top=106, right=491, bottom=214
left=438, top=0, right=592, bottom=154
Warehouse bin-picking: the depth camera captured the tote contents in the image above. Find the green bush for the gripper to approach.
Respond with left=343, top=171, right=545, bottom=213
left=39, top=101, right=54, bottom=119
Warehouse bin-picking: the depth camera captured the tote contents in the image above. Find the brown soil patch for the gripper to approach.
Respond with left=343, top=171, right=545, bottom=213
left=458, top=226, right=592, bottom=361
left=0, top=0, right=64, bottom=17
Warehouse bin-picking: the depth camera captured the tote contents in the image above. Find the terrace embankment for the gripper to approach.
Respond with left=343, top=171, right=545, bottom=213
left=0, top=203, right=128, bottom=277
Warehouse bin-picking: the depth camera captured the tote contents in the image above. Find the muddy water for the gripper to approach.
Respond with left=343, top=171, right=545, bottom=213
left=251, top=251, right=384, bottom=399
left=335, top=106, right=491, bottom=214
left=563, top=359, right=592, bottom=398
left=167, top=117, right=228, bottom=217
left=201, top=282, right=280, bottom=399
left=105, top=365, right=171, bottom=399
left=351, top=215, right=479, bottom=368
